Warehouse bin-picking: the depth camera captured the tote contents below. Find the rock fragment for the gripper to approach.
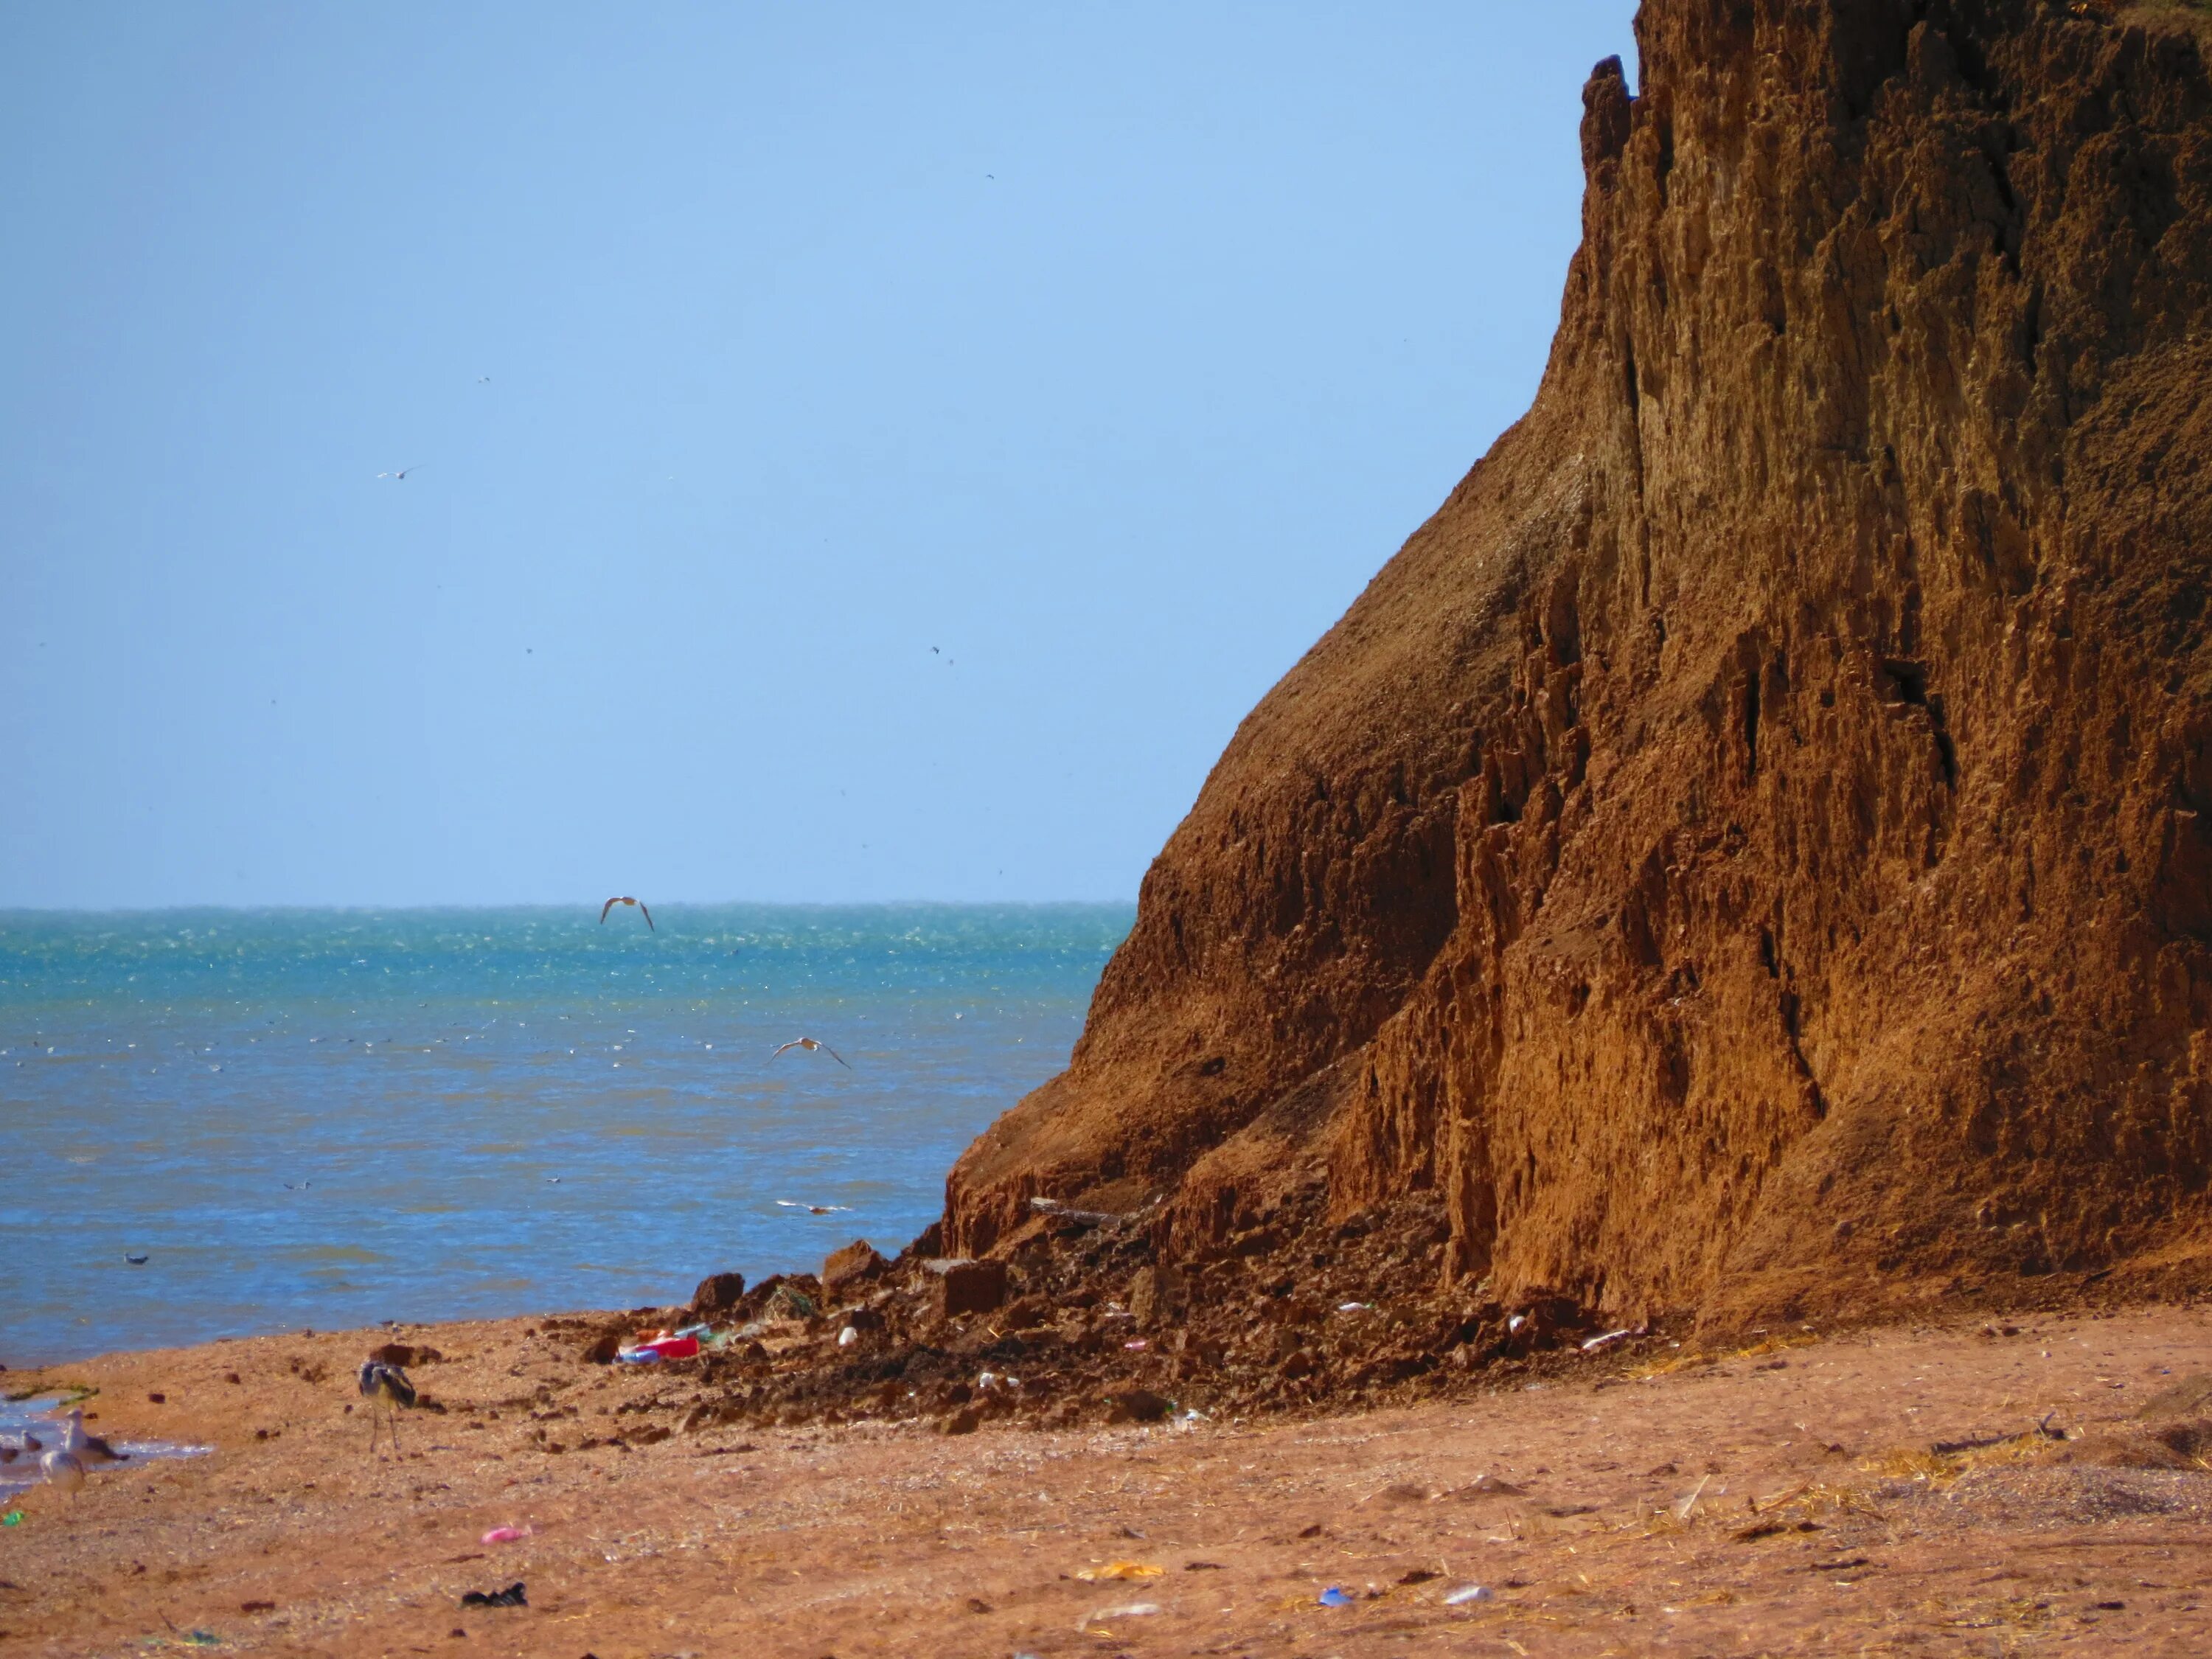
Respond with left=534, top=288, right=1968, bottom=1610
left=938, top=1259, right=1008, bottom=1317
left=822, top=1241, right=887, bottom=1301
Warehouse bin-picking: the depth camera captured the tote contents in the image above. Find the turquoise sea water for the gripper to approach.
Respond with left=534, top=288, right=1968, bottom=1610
left=0, top=905, right=1129, bottom=1366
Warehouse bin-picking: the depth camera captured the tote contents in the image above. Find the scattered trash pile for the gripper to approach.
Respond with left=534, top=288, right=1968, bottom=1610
left=552, top=1185, right=1660, bottom=1433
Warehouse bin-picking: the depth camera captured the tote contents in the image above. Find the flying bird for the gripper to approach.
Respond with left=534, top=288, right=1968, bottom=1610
left=776, top=1200, right=853, bottom=1215
left=600, top=897, right=654, bottom=930
left=358, top=1360, right=417, bottom=1458
left=124, top=1252, right=148, bottom=1265
left=770, top=1037, right=849, bottom=1068
left=375, top=465, right=423, bottom=480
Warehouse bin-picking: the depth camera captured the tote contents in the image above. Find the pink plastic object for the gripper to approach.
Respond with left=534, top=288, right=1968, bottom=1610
left=481, top=1525, right=533, bottom=1544
left=626, top=1332, right=700, bottom=1360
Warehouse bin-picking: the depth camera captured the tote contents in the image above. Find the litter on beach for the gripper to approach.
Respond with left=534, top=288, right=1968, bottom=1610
left=1318, top=1585, right=1355, bottom=1607
left=1075, top=1561, right=1164, bottom=1582
left=1582, top=1328, right=1638, bottom=1352
left=1077, top=1601, right=1160, bottom=1630
left=459, top=1582, right=527, bottom=1608
left=480, top=1525, right=534, bottom=1544
left=1444, top=1584, right=1495, bottom=1605
left=618, top=1331, right=700, bottom=1362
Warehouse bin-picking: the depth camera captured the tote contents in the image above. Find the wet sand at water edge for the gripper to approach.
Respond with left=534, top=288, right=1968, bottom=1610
left=7, top=1304, right=2212, bottom=1656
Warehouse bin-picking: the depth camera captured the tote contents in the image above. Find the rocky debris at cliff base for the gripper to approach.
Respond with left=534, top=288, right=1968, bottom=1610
left=627, top=1188, right=1666, bottom=1433
left=689, top=1272, right=746, bottom=1319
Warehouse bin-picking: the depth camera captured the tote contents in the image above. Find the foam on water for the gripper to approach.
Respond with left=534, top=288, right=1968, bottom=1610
left=0, top=904, right=1129, bottom=1365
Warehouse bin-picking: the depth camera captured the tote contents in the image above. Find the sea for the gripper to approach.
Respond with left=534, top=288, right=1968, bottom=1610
left=0, top=905, right=1130, bottom=1367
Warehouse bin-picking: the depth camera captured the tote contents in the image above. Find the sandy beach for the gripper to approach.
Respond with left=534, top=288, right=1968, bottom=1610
left=6, top=1301, right=2212, bottom=1656
left=9, top=8, right=2212, bottom=1659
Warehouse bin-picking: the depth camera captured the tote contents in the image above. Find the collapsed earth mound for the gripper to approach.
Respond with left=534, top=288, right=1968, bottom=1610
left=945, top=0, right=2212, bottom=1332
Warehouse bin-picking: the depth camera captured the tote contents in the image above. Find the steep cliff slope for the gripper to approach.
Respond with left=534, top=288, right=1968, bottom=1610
left=948, top=0, right=2212, bottom=1330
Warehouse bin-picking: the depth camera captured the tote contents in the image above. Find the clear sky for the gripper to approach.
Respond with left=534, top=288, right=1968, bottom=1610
left=0, top=3, right=1638, bottom=908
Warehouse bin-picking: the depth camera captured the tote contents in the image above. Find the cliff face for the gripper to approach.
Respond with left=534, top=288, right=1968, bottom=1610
left=948, top=0, right=2212, bottom=1329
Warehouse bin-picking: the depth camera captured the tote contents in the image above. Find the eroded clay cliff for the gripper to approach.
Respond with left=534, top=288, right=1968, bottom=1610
left=947, top=0, right=2212, bottom=1331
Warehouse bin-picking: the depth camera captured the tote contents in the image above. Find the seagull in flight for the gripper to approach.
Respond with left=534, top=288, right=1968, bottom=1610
left=375, top=465, right=423, bottom=480
left=124, top=1252, right=148, bottom=1265
left=600, top=897, right=654, bottom=930
left=770, top=1036, right=849, bottom=1068
left=776, top=1199, right=854, bottom=1214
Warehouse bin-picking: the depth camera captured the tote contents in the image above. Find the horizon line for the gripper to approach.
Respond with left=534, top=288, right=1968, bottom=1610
left=0, top=896, right=1139, bottom=918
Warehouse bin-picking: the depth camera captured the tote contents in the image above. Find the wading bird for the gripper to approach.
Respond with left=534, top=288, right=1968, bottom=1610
left=41, top=1448, right=86, bottom=1498
left=358, top=1359, right=417, bottom=1458
left=599, top=897, right=653, bottom=931
left=60, top=1408, right=125, bottom=1467
left=769, top=1037, right=849, bottom=1068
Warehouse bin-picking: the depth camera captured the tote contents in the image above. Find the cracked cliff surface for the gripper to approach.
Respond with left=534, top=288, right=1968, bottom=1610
left=946, top=0, right=2212, bottom=1332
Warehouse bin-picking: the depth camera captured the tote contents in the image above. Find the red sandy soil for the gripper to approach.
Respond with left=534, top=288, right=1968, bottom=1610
left=6, top=1303, right=2212, bottom=1657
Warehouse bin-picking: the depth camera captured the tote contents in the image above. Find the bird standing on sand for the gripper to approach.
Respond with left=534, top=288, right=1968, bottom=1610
left=60, top=1408, right=125, bottom=1467
left=358, top=1360, right=417, bottom=1458
left=599, top=897, right=653, bottom=931
left=40, top=1448, right=86, bottom=1498
left=769, top=1037, right=849, bottom=1068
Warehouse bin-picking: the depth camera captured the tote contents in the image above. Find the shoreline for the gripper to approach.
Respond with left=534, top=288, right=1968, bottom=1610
left=5, top=1301, right=2212, bottom=1655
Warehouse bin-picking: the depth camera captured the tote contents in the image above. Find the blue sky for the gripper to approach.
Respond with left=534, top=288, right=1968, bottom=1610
left=0, top=3, right=1638, bottom=908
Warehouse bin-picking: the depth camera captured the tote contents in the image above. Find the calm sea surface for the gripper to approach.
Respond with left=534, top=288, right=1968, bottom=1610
left=0, top=905, right=1129, bottom=1366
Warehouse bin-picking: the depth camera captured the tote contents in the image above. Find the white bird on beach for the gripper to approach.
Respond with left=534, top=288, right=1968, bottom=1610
left=769, top=1037, right=849, bottom=1068
left=776, top=1199, right=854, bottom=1215
left=600, top=896, right=654, bottom=931
left=60, top=1408, right=125, bottom=1467
left=41, top=1448, right=86, bottom=1497
left=358, top=1360, right=417, bottom=1458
